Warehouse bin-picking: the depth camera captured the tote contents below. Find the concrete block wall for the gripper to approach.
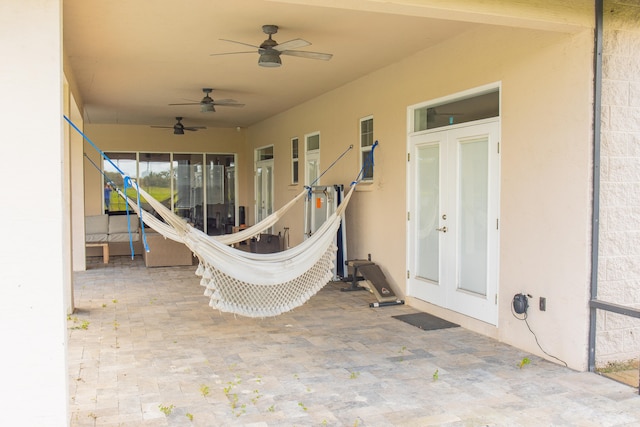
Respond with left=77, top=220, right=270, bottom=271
left=597, top=0, right=640, bottom=365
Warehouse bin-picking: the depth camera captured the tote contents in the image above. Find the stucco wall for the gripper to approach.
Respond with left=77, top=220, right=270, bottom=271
left=248, top=25, right=594, bottom=370
left=79, top=19, right=595, bottom=371
left=596, top=0, right=640, bottom=366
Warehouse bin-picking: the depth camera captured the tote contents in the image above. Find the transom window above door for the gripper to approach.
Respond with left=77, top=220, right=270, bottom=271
left=414, top=88, right=499, bottom=132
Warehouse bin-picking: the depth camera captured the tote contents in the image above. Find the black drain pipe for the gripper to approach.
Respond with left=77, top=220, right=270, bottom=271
left=587, top=0, right=603, bottom=373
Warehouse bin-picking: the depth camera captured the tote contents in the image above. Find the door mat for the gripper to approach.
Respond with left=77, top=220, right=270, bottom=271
left=392, top=312, right=459, bottom=331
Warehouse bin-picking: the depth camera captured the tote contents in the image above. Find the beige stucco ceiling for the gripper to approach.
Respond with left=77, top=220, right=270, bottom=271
left=63, top=0, right=591, bottom=129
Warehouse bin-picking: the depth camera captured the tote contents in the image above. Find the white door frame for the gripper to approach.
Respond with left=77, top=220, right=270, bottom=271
left=407, top=118, right=500, bottom=325
left=304, top=131, right=321, bottom=187
left=254, top=146, right=274, bottom=225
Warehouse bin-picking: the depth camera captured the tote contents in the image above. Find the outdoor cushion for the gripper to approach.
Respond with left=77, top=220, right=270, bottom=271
left=108, top=232, right=139, bottom=242
left=85, top=214, right=108, bottom=235
left=108, top=215, right=135, bottom=234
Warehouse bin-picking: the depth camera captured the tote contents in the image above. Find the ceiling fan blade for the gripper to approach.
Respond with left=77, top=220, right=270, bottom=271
left=210, top=50, right=256, bottom=57
left=168, top=102, right=201, bottom=106
left=274, top=38, right=311, bottom=51
left=281, top=50, right=333, bottom=61
left=213, top=102, right=245, bottom=108
left=150, top=126, right=173, bottom=129
left=219, top=38, right=260, bottom=49
left=183, top=127, right=206, bottom=131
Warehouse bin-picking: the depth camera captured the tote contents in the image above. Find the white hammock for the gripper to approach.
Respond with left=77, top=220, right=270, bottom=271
left=66, top=114, right=360, bottom=318
left=120, top=183, right=354, bottom=317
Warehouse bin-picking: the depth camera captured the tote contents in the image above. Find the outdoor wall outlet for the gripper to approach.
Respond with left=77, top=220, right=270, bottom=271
left=539, top=297, right=546, bottom=311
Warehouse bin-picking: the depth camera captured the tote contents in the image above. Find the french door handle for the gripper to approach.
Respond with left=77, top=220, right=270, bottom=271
left=436, top=226, right=448, bottom=233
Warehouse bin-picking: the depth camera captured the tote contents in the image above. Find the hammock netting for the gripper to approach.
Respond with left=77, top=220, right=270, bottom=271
left=119, top=179, right=354, bottom=318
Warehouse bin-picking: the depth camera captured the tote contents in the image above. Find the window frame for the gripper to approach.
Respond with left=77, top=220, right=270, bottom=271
left=291, top=137, right=299, bottom=185
left=103, top=150, right=236, bottom=236
left=304, top=132, right=321, bottom=186
left=359, top=115, right=374, bottom=181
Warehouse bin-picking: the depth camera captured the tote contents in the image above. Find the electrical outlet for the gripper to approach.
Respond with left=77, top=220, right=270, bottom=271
left=539, top=297, right=546, bottom=311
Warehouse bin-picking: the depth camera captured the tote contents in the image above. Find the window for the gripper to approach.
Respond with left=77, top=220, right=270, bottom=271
left=257, top=145, right=273, bottom=161
left=360, top=116, right=374, bottom=181
left=173, top=153, right=204, bottom=229
left=413, top=89, right=499, bottom=132
left=104, top=151, right=235, bottom=235
left=255, top=146, right=274, bottom=225
left=138, top=152, right=171, bottom=211
left=291, top=137, right=299, bottom=184
left=206, top=154, right=236, bottom=235
left=103, top=152, right=137, bottom=212
left=305, top=132, right=320, bottom=186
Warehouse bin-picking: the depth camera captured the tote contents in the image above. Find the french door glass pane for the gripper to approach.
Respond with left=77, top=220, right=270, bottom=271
left=103, top=152, right=137, bottom=212
left=416, top=145, right=439, bottom=282
left=306, top=157, right=319, bottom=186
left=256, top=166, right=264, bottom=222
left=265, top=164, right=273, bottom=217
left=205, top=154, right=235, bottom=235
left=255, top=162, right=274, bottom=223
left=139, top=153, right=171, bottom=213
left=458, top=138, right=488, bottom=295
left=173, top=154, right=204, bottom=231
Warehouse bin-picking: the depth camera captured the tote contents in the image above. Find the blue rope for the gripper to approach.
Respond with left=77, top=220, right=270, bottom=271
left=352, top=140, right=378, bottom=185
left=304, top=185, right=313, bottom=200
left=83, top=150, right=150, bottom=257
left=68, top=116, right=149, bottom=258
left=306, top=144, right=354, bottom=200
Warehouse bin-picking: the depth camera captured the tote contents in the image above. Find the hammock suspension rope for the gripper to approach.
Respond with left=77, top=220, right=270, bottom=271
left=67, top=115, right=376, bottom=317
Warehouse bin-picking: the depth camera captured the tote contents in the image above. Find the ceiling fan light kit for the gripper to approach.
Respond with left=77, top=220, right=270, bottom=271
left=201, top=103, right=216, bottom=113
left=258, top=51, right=282, bottom=67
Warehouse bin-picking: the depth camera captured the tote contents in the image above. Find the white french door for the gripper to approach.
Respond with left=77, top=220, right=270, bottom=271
left=255, top=159, right=274, bottom=224
left=408, top=121, right=500, bottom=325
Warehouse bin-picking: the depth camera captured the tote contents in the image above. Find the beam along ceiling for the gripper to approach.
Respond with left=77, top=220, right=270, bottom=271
left=63, top=0, right=478, bottom=129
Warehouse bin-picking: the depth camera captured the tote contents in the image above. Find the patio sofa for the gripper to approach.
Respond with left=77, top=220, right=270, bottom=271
left=85, top=214, right=143, bottom=258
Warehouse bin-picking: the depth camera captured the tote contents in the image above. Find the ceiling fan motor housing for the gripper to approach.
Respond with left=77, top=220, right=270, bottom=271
left=262, top=24, right=278, bottom=35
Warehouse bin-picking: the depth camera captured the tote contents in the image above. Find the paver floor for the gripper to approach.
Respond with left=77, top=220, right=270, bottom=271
left=69, top=256, right=640, bottom=426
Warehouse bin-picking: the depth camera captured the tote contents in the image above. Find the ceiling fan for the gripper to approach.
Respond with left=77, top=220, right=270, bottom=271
left=151, top=117, right=206, bottom=135
left=211, top=24, right=333, bottom=67
left=169, top=88, right=244, bottom=112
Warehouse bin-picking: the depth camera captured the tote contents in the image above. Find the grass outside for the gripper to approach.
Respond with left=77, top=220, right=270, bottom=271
left=597, top=359, right=639, bottom=389
left=109, top=187, right=172, bottom=211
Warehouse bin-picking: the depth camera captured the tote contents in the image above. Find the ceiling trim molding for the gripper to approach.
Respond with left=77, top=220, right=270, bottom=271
left=268, top=0, right=593, bottom=33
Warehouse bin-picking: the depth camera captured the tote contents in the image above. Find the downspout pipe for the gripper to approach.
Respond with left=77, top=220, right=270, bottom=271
left=588, top=0, right=603, bottom=373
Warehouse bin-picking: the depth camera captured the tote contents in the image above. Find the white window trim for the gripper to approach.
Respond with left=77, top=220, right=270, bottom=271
left=305, top=132, right=320, bottom=186
left=359, top=115, right=374, bottom=182
left=291, top=136, right=299, bottom=185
